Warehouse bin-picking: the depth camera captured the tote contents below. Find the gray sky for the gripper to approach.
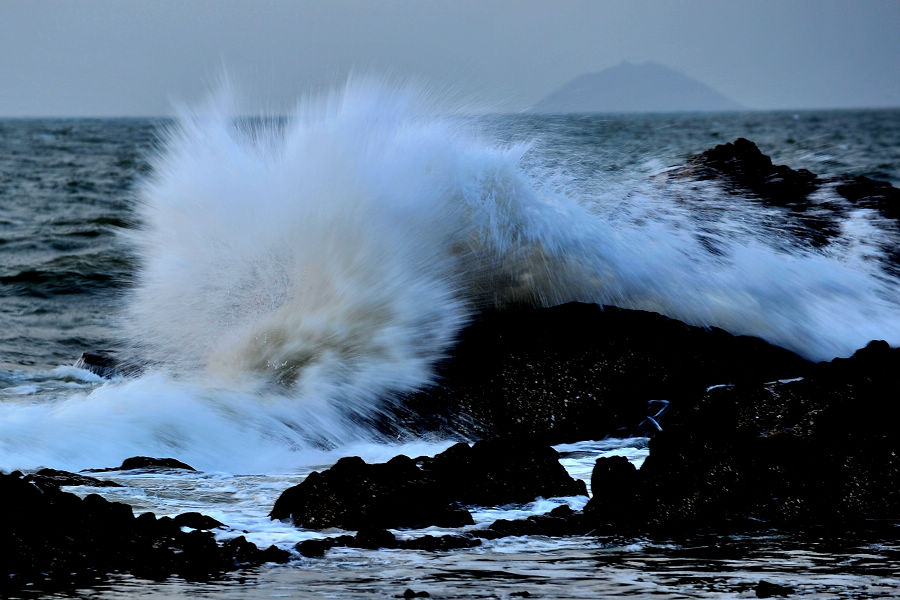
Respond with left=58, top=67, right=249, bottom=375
left=1, top=0, right=898, bottom=116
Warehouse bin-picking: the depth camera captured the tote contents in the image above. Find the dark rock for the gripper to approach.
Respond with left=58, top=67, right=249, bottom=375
left=584, top=456, right=640, bottom=526
left=73, top=350, right=122, bottom=378
left=73, top=350, right=140, bottom=378
left=581, top=340, right=900, bottom=533
left=173, top=512, right=224, bottom=530
left=672, top=138, right=900, bottom=250
left=428, top=439, right=587, bottom=505
left=755, top=580, right=795, bottom=598
left=834, top=175, right=900, bottom=218
left=0, top=471, right=290, bottom=594
left=681, top=138, right=819, bottom=204
left=354, top=527, right=399, bottom=549
left=462, top=339, right=900, bottom=540
left=84, top=456, right=196, bottom=473
left=394, top=302, right=810, bottom=443
left=478, top=507, right=590, bottom=540
left=295, top=535, right=354, bottom=558
left=295, top=532, right=479, bottom=557
left=401, top=534, right=481, bottom=551
left=31, top=468, right=122, bottom=488
left=295, top=538, right=334, bottom=558
left=271, top=454, right=473, bottom=530
left=397, top=590, right=430, bottom=599
left=221, top=535, right=291, bottom=565
left=271, top=439, right=585, bottom=531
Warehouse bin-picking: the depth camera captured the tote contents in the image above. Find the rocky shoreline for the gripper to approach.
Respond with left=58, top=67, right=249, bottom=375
left=5, top=138, right=899, bottom=594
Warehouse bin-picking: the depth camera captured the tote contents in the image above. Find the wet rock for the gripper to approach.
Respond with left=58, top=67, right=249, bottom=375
left=394, top=303, right=810, bottom=443
left=84, top=456, right=196, bottom=473
left=582, top=340, right=900, bottom=533
left=173, top=512, right=224, bottom=530
left=354, top=527, right=400, bottom=549
left=221, top=535, right=291, bottom=565
left=672, top=138, right=900, bottom=249
left=73, top=350, right=139, bottom=378
left=401, top=533, right=481, bottom=551
left=73, top=350, right=122, bottom=378
left=295, top=535, right=354, bottom=558
left=0, top=471, right=289, bottom=594
left=295, top=531, right=479, bottom=557
left=271, top=439, right=585, bottom=531
left=478, top=504, right=590, bottom=539
left=30, top=468, right=122, bottom=488
left=755, top=580, right=795, bottom=598
left=680, top=137, right=819, bottom=204
left=397, top=590, right=430, bottom=599
left=834, top=175, right=900, bottom=218
left=428, top=439, right=587, bottom=505
left=271, top=454, right=473, bottom=530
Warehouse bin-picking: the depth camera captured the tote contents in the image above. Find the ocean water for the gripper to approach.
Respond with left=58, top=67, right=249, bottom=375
left=2, top=83, right=900, bottom=597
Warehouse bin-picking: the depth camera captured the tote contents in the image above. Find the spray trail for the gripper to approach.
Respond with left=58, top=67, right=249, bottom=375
left=129, top=80, right=900, bottom=380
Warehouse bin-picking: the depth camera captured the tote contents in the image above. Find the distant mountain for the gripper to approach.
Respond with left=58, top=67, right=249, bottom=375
left=531, top=61, right=744, bottom=114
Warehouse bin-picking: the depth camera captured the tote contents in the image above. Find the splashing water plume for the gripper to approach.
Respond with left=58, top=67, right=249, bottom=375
left=4, top=80, right=899, bottom=472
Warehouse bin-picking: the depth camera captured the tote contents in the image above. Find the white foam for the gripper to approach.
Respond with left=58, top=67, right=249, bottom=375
left=4, top=79, right=900, bottom=474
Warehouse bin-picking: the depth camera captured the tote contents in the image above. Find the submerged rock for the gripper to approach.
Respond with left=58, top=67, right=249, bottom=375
left=755, top=580, right=796, bottom=598
left=73, top=350, right=122, bottom=378
left=73, top=350, right=140, bottom=378
left=295, top=529, right=480, bottom=557
left=673, top=138, right=900, bottom=248
left=0, top=471, right=288, bottom=594
left=84, top=456, right=196, bottom=473
left=395, top=302, right=810, bottom=443
left=834, top=175, right=900, bottom=218
left=680, top=137, right=820, bottom=204
left=271, top=439, right=586, bottom=531
left=30, top=468, right=123, bottom=488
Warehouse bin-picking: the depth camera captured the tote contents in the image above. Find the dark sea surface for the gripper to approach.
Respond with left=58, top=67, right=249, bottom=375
left=1, top=106, right=899, bottom=598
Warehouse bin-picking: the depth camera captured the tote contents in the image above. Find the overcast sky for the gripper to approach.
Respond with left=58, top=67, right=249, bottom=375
left=1, top=0, right=898, bottom=116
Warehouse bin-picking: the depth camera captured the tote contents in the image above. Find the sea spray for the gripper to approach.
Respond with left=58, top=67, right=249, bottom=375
left=3, top=81, right=900, bottom=473
left=121, top=81, right=615, bottom=399
left=126, top=80, right=900, bottom=374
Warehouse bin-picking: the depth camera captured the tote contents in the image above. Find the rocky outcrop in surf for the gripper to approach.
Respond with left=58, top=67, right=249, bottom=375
left=582, top=339, right=900, bottom=533
left=460, top=340, right=900, bottom=540
left=673, top=137, right=900, bottom=248
left=285, top=332, right=900, bottom=552
left=0, top=470, right=289, bottom=593
left=284, top=338, right=900, bottom=554
left=392, top=302, right=811, bottom=443
left=84, top=456, right=196, bottom=473
left=295, top=530, right=481, bottom=558
left=270, top=439, right=586, bottom=531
